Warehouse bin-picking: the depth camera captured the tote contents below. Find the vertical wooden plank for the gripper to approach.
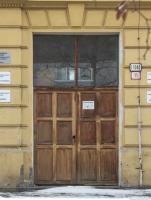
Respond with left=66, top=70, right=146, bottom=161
left=72, top=92, right=76, bottom=183
left=96, top=91, right=101, bottom=182
left=77, top=91, right=81, bottom=183
left=115, top=91, right=119, bottom=183
left=99, top=90, right=118, bottom=183
left=52, top=92, right=57, bottom=182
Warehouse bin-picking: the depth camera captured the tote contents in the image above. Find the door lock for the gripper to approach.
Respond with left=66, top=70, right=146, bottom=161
left=72, top=135, right=76, bottom=142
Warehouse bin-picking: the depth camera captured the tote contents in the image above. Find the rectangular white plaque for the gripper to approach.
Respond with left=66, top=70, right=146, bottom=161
left=130, top=63, right=142, bottom=72
left=0, top=90, right=10, bottom=102
left=82, top=101, right=94, bottom=110
left=147, top=91, right=151, bottom=104
left=147, top=72, right=151, bottom=84
left=0, top=52, right=11, bottom=64
left=0, top=72, right=11, bottom=84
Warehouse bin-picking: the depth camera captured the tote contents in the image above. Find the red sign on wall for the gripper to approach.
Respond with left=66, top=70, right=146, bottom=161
left=131, top=71, right=141, bottom=80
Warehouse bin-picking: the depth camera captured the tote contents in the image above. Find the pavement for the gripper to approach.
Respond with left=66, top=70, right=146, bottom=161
left=0, top=186, right=151, bottom=199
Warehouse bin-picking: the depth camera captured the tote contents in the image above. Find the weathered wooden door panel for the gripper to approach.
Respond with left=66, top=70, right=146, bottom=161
left=79, top=149, right=97, bottom=181
left=37, top=93, right=52, bottom=117
left=101, top=121, right=115, bottom=144
left=36, top=148, right=53, bottom=183
left=56, top=149, right=72, bottom=181
left=78, top=92, right=97, bottom=183
left=100, top=149, right=117, bottom=181
left=80, top=121, right=96, bottom=145
left=57, top=121, right=73, bottom=145
left=99, top=92, right=116, bottom=117
left=37, top=121, right=53, bottom=144
left=55, top=92, right=76, bottom=182
left=34, top=89, right=118, bottom=185
left=57, top=93, right=72, bottom=117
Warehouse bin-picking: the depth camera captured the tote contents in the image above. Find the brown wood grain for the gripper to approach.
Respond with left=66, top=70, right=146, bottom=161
left=57, top=121, right=73, bottom=145
left=99, top=92, right=116, bottom=117
left=37, top=148, right=53, bottom=182
left=37, top=120, right=53, bottom=144
left=56, top=149, right=72, bottom=181
left=57, top=93, right=72, bottom=117
left=37, top=93, right=52, bottom=117
left=101, top=121, right=115, bottom=144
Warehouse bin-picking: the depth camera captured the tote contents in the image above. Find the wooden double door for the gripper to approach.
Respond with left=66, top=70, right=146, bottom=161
left=34, top=88, right=118, bottom=185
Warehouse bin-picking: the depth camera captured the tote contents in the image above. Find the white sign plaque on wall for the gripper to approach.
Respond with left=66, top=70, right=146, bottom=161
left=0, top=90, right=11, bottom=102
left=82, top=101, right=94, bottom=110
left=130, top=63, right=142, bottom=72
left=147, top=91, right=151, bottom=104
left=147, top=72, right=151, bottom=84
left=0, top=72, right=11, bottom=84
left=131, top=71, right=141, bottom=80
left=0, top=52, right=11, bottom=64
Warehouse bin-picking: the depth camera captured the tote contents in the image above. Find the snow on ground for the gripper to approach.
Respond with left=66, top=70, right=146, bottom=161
left=0, top=186, right=151, bottom=199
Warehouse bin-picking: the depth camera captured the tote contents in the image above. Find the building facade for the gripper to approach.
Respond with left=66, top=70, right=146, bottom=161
left=0, top=0, right=151, bottom=188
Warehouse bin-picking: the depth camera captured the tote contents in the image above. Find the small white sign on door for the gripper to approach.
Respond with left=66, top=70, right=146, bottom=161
left=0, top=90, right=11, bottom=102
left=147, top=91, right=151, bottom=104
left=82, top=101, right=94, bottom=110
left=147, top=72, right=151, bottom=84
left=0, top=72, right=11, bottom=84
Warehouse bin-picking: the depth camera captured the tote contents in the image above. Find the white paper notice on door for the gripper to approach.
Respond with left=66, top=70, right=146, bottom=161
left=147, top=72, right=151, bottom=84
left=0, top=90, right=10, bottom=102
left=82, top=101, right=94, bottom=110
left=147, top=91, right=151, bottom=104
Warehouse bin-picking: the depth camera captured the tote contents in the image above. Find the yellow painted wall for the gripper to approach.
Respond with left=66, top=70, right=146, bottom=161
left=0, top=0, right=151, bottom=188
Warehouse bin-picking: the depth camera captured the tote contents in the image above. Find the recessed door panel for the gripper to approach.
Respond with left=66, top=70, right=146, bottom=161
left=37, top=121, right=53, bottom=144
left=100, top=149, right=117, bottom=181
left=36, top=148, right=53, bottom=182
left=79, top=149, right=97, bottom=181
left=99, top=92, right=117, bottom=117
left=80, top=121, right=96, bottom=145
left=101, top=121, right=115, bottom=144
left=56, top=149, right=72, bottom=181
left=57, top=121, right=73, bottom=145
left=57, top=93, right=72, bottom=117
left=37, top=93, right=52, bottom=117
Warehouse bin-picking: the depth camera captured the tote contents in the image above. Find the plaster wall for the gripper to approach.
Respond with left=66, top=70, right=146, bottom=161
left=0, top=0, right=151, bottom=188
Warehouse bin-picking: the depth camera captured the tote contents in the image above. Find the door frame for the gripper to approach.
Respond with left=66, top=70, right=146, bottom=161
left=32, top=32, right=122, bottom=186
